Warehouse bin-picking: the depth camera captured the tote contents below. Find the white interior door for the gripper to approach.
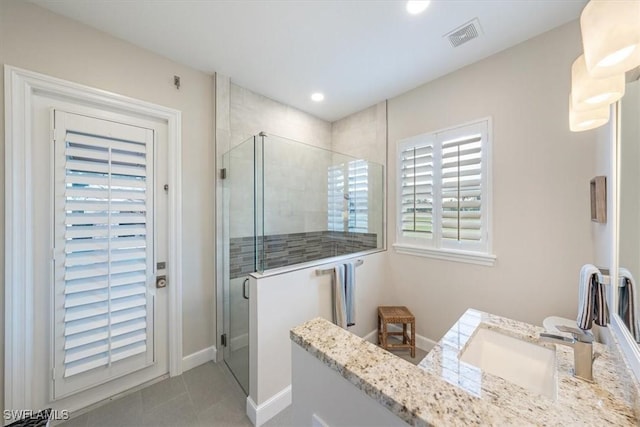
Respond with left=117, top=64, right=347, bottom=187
left=29, top=99, right=169, bottom=410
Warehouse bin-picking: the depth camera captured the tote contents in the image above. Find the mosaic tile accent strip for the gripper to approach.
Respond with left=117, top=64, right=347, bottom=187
left=229, top=231, right=377, bottom=279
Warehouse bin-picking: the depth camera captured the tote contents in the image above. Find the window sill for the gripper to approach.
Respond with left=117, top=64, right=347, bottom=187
left=392, top=243, right=496, bottom=267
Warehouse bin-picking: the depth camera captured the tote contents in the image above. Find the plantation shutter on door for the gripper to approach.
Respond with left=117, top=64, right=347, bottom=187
left=439, top=124, right=485, bottom=251
left=399, top=140, right=435, bottom=242
left=53, top=111, right=155, bottom=399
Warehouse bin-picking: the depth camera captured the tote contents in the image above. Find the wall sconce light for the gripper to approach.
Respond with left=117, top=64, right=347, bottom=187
left=569, top=94, right=610, bottom=132
left=581, top=0, right=640, bottom=78
left=571, top=55, right=625, bottom=110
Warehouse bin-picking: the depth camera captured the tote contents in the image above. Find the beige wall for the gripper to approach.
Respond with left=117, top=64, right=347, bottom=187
left=0, top=0, right=216, bottom=384
left=386, top=20, right=598, bottom=341
left=593, top=119, right=615, bottom=293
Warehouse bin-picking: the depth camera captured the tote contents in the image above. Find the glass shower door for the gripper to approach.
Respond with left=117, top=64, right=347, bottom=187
left=222, top=137, right=255, bottom=394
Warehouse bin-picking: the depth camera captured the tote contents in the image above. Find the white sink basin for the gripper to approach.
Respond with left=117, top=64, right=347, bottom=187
left=459, top=327, right=557, bottom=399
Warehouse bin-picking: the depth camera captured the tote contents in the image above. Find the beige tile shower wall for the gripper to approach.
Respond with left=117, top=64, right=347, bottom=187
left=331, top=102, right=386, bottom=165
left=229, top=83, right=332, bottom=150
left=0, top=0, right=215, bottom=375
left=217, top=78, right=333, bottom=238
left=263, top=138, right=330, bottom=235
left=386, top=20, right=598, bottom=342
left=331, top=102, right=387, bottom=247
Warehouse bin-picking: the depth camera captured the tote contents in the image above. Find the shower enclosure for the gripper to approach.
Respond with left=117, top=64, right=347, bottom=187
left=221, top=133, right=384, bottom=393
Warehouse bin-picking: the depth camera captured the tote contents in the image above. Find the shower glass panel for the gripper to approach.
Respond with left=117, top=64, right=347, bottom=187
left=222, top=132, right=383, bottom=394
left=256, top=134, right=384, bottom=272
left=222, top=136, right=255, bottom=394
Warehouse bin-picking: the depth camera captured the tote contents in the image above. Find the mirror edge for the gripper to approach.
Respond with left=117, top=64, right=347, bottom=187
left=612, top=99, right=640, bottom=381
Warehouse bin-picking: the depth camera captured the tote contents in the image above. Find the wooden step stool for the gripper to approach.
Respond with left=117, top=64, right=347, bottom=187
left=378, top=306, right=415, bottom=358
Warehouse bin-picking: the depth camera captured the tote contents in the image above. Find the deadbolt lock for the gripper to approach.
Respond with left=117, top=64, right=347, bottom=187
left=156, top=275, right=167, bottom=288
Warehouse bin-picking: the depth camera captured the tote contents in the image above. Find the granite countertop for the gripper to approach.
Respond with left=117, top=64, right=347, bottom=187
left=290, top=309, right=638, bottom=426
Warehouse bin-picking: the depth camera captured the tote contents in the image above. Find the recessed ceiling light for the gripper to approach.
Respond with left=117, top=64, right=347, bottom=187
left=406, top=1, right=431, bottom=15
left=311, top=92, right=325, bottom=102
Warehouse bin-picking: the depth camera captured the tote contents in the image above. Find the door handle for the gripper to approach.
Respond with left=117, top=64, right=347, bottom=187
left=156, top=275, right=167, bottom=288
left=243, top=278, right=249, bottom=300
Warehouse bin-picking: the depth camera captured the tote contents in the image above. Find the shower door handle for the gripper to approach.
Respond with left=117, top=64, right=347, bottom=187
left=243, top=278, right=249, bottom=300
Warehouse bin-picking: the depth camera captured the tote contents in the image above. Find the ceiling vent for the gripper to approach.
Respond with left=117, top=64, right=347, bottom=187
left=445, top=18, right=482, bottom=48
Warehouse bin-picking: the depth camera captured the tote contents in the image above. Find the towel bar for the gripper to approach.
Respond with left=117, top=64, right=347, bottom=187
left=595, top=267, right=610, bottom=286
left=597, top=268, right=631, bottom=287
left=316, top=259, right=364, bottom=276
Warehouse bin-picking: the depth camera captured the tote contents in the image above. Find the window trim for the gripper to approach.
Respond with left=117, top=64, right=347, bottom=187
left=392, top=243, right=497, bottom=266
left=395, top=117, right=495, bottom=265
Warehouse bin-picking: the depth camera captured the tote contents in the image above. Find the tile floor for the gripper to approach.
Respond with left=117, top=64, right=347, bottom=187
left=60, top=344, right=428, bottom=427
left=59, top=362, right=252, bottom=427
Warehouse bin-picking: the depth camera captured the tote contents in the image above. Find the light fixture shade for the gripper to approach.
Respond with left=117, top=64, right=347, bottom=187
left=581, top=0, right=640, bottom=78
left=569, top=94, right=610, bottom=132
left=571, top=55, right=625, bottom=111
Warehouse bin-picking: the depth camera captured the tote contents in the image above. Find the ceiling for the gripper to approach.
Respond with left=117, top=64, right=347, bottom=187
left=31, top=0, right=587, bottom=122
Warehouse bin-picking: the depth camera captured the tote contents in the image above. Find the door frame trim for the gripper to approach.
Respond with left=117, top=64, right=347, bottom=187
left=4, top=65, right=184, bottom=411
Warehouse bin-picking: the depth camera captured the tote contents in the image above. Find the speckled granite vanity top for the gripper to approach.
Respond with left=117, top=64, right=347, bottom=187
left=290, top=309, right=638, bottom=426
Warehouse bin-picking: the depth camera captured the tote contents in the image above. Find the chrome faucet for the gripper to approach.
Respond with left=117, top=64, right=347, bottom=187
left=539, top=325, right=594, bottom=382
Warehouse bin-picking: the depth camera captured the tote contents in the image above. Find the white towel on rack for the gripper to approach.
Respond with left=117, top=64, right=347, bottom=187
left=345, top=262, right=356, bottom=327
left=577, top=264, right=608, bottom=329
left=332, top=264, right=348, bottom=329
left=619, top=268, right=639, bottom=342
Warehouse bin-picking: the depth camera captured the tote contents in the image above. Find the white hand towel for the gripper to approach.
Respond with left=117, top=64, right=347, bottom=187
left=577, top=264, right=602, bottom=330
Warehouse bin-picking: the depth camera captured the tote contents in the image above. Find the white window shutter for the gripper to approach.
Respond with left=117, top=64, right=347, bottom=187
left=399, top=141, right=435, bottom=241
left=440, top=134, right=483, bottom=243
left=53, top=111, right=155, bottom=399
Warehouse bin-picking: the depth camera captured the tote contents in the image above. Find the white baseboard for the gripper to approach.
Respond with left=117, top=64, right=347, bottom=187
left=362, top=329, right=378, bottom=343
left=230, top=333, right=248, bottom=352
left=417, top=334, right=437, bottom=352
left=246, top=385, right=292, bottom=426
left=182, top=346, right=217, bottom=372
left=364, top=326, right=437, bottom=352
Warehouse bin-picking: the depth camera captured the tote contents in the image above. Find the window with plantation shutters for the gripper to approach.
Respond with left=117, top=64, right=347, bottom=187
left=53, top=111, right=155, bottom=398
left=395, top=119, right=494, bottom=265
left=328, top=160, right=369, bottom=233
